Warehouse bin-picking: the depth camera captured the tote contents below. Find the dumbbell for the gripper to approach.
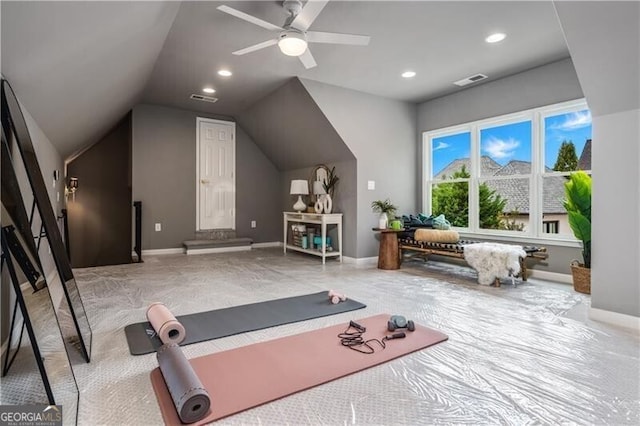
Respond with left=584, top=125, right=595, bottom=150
left=328, top=290, right=347, bottom=304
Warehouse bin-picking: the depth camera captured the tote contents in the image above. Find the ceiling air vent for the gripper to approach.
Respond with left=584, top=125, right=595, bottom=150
left=453, top=73, right=488, bottom=87
left=190, top=94, right=218, bottom=103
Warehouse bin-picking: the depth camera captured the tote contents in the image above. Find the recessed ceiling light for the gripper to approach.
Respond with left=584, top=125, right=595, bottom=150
left=485, top=33, right=506, bottom=43
left=202, top=87, right=216, bottom=94
left=402, top=71, right=416, bottom=78
left=218, top=69, right=232, bottom=77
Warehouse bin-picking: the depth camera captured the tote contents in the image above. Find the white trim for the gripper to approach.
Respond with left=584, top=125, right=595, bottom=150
left=186, top=246, right=251, bottom=255
left=589, top=307, right=640, bottom=332
left=252, top=241, right=282, bottom=248
left=527, top=269, right=572, bottom=284
left=196, top=117, right=236, bottom=232
left=142, top=248, right=185, bottom=256
left=457, top=232, right=582, bottom=248
left=342, top=256, right=378, bottom=265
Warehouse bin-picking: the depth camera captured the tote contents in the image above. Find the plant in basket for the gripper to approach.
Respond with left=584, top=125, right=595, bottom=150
left=563, top=171, right=591, bottom=294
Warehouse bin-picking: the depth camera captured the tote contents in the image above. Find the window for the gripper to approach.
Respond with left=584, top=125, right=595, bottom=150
left=543, top=220, right=559, bottom=234
left=423, top=99, right=591, bottom=242
left=429, top=131, right=470, bottom=227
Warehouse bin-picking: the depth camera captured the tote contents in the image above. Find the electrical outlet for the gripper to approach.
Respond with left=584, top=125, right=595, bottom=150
left=155, top=223, right=162, bottom=232
left=251, top=220, right=256, bottom=228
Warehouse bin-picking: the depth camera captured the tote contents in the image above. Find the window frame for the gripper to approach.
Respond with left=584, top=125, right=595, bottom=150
left=423, top=98, right=590, bottom=246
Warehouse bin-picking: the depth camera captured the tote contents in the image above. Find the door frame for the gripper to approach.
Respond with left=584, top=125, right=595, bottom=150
left=195, top=117, right=236, bottom=231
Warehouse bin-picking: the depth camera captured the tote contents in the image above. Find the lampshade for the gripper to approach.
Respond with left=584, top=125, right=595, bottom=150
left=278, top=31, right=308, bottom=56
left=290, top=179, right=309, bottom=195
left=69, top=177, right=79, bottom=191
left=313, top=181, right=326, bottom=195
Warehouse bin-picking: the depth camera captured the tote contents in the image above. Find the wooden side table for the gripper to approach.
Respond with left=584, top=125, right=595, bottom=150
left=372, top=228, right=403, bottom=270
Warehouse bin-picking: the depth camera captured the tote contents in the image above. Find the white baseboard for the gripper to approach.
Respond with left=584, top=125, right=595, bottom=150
left=252, top=241, right=282, bottom=248
left=141, top=248, right=185, bottom=256
left=342, top=256, right=377, bottom=265
left=528, top=269, right=572, bottom=284
left=186, top=246, right=251, bottom=255
left=589, top=307, right=640, bottom=332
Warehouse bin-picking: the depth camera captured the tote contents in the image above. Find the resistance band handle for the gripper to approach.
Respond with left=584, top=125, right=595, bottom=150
left=349, top=320, right=366, bottom=333
left=386, top=332, right=406, bottom=340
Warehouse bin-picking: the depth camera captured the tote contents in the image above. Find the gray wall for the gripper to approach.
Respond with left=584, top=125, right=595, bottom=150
left=132, top=104, right=281, bottom=249
left=301, top=79, right=418, bottom=258
left=237, top=78, right=355, bottom=170
left=236, top=77, right=359, bottom=257
left=67, top=113, right=132, bottom=267
left=417, top=58, right=582, bottom=133
left=416, top=58, right=585, bottom=275
left=555, top=1, right=640, bottom=318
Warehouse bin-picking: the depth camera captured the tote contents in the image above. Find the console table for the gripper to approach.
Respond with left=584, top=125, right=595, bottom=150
left=283, top=212, right=342, bottom=264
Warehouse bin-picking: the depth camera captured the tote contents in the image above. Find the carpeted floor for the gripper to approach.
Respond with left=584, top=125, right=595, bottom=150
left=2, top=247, right=639, bottom=425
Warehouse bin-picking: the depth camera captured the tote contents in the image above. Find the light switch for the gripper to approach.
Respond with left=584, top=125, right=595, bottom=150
left=367, top=180, right=375, bottom=190
left=155, top=223, right=162, bottom=232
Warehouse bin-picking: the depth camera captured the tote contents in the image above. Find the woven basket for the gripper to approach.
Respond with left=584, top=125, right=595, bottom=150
left=570, top=260, right=591, bottom=294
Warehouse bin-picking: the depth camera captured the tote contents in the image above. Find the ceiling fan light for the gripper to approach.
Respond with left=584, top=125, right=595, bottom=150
left=278, top=32, right=307, bottom=56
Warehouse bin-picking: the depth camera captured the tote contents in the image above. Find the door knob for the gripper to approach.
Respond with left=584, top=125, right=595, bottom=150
left=201, top=179, right=209, bottom=184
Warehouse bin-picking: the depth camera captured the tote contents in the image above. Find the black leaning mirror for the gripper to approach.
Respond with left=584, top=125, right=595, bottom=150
left=1, top=78, right=92, bottom=362
left=1, top=206, right=79, bottom=425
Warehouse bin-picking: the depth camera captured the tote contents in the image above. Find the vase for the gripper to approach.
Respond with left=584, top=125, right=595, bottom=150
left=323, top=194, right=333, bottom=214
left=314, top=196, right=323, bottom=214
left=378, top=213, right=388, bottom=229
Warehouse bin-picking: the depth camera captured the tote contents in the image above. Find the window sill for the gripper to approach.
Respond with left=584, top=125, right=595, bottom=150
left=456, top=231, right=582, bottom=248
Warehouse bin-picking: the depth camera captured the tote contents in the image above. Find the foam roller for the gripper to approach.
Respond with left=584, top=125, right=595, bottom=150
left=146, top=302, right=186, bottom=345
left=157, top=343, right=211, bottom=424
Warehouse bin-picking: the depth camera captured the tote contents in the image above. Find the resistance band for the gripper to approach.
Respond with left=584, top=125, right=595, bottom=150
left=337, top=320, right=406, bottom=354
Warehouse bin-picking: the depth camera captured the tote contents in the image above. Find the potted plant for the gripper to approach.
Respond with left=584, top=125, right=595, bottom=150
left=322, top=166, right=339, bottom=198
left=371, top=199, right=398, bottom=229
left=563, top=171, right=591, bottom=294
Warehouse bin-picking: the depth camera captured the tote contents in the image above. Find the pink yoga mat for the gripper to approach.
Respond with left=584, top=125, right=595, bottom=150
left=150, top=314, right=448, bottom=425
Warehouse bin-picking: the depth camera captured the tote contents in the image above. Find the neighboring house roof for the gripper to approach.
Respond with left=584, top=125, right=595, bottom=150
left=578, top=139, right=592, bottom=170
left=434, top=157, right=567, bottom=214
left=434, top=156, right=502, bottom=179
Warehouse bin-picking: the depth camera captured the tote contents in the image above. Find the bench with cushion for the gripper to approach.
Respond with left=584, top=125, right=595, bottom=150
left=398, top=230, right=548, bottom=286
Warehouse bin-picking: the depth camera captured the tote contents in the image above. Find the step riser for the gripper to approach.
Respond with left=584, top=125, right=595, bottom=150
left=196, top=230, right=236, bottom=240
left=186, top=246, right=251, bottom=255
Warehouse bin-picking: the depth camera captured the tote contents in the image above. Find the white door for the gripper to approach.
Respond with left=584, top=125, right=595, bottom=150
left=197, top=118, right=235, bottom=230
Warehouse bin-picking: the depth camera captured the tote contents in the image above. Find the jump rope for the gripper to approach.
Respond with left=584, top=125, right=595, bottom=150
left=337, top=320, right=406, bottom=354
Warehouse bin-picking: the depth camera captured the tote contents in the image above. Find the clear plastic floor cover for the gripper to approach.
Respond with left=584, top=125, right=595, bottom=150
left=4, top=248, right=639, bottom=425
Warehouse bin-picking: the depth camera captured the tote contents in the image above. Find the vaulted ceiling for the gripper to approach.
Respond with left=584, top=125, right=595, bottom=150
left=2, top=1, right=570, bottom=159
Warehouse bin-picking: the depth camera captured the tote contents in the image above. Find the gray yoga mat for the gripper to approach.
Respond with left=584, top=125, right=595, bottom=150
left=125, top=291, right=366, bottom=355
left=157, top=343, right=211, bottom=424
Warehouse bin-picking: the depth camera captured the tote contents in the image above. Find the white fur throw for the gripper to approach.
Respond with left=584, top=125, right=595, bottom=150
left=464, top=243, right=526, bottom=285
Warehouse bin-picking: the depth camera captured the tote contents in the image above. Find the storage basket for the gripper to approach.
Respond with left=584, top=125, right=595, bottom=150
left=292, top=230, right=305, bottom=247
left=570, top=260, right=591, bottom=294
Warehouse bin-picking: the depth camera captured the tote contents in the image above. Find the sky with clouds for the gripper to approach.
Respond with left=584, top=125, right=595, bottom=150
left=431, top=109, right=592, bottom=176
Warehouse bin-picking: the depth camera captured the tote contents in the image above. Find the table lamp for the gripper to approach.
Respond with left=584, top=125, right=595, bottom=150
left=290, top=180, right=309, bottom=212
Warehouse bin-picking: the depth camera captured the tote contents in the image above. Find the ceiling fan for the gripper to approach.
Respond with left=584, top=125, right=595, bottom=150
left=217, top=0, right=370, bottom=69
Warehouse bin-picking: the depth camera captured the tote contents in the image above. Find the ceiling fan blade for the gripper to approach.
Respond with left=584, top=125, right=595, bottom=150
left=232, top=39, right=278, bottom=55
left=298, top=48, right=317, bottom=69
left=307, top=31, right=371, bottom=45
left=291, top=0, right=330, bottom=31
left=217, top=5, right=283, bottom=32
